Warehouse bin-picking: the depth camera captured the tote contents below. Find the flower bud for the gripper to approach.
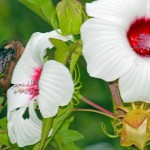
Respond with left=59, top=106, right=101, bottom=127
left=121, top=109, right=150, bottom=150
left=56, top=0, right=85, bottom=35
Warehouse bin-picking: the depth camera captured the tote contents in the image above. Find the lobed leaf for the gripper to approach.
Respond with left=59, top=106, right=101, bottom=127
left=52, top=117, right=84, bottom=150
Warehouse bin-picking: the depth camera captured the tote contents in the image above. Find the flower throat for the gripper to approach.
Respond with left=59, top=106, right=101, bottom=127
left=127, top=18, right=150, bottom=56
left=13, top=67, right=42, bottom=99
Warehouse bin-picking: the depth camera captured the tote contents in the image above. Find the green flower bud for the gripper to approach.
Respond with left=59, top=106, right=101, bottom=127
left=56, top=0, right=85, bottom=35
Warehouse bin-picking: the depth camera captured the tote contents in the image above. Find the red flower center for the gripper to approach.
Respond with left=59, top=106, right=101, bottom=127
left=29, top=67, right=43, bottom=99
left=127, top=18, right=150, bottom=56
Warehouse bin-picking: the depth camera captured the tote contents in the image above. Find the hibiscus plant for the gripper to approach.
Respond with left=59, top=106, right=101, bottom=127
left=1, top=0, right=150, bottom=150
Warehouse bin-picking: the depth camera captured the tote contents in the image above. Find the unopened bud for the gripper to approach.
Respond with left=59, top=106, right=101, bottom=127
left=56, top=0, right=85, bottom=35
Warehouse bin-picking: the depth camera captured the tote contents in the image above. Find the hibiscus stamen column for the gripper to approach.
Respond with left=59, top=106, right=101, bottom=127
left=127, top=18, right=150, bottom=56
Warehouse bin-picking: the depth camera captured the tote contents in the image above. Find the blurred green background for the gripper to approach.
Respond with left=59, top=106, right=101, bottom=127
left=0, top=0, right=128, bottom=149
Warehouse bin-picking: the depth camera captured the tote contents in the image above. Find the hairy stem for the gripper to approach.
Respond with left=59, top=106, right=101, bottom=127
left=109, top=83, right=124, bottom=115
left=73, top=108, right=115, bottom=119
left=78, top=94, right=116, bottom=118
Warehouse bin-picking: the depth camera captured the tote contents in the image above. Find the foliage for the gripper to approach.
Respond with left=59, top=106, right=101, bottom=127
left=50, top=117, right=84, bottom=150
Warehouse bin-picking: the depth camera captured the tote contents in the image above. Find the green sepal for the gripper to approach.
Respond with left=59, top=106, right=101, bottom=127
left=18, top=0, right=58, bottom=27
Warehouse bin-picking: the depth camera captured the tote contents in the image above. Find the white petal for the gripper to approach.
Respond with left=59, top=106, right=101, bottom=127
left=146, top=0, right=150, bottom=17
left=7, top=87, right=30, bottom=112
left=12, top=31, right=70, bottom=84
left=119, top=57, right=150, bottom=103
left=38, top=60, right=74, bottom=118
left=7, top=100, right=53, bottom=147
left=81, top=18, right=135, bottom=81
left=86, top=0, right=147, bottom=29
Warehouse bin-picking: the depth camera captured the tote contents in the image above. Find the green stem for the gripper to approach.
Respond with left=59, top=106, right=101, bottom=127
left=39, top=118, right=53, bottom=150
left=73, top=108, right=115, bottom=119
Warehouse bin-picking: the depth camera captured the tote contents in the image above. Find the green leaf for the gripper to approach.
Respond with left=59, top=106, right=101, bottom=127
left=52, top=117, right=84, bottom=150
left=18, top=0, right=58, bottom=27
left=50, top=38, right=69, bottom=50
left=33, top=103, right=73, bottom=150
left=0, top=133, right=10, bottom=145
left=50, top=38, right=70, bottom=65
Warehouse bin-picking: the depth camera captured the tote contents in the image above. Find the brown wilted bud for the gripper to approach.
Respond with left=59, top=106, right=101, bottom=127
left=0, top=41, right=24, bottom=91
left=5, top=41, right=24, bottom=60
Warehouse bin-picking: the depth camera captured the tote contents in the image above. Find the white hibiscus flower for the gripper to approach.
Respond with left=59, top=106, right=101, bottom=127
left=7, top=31, right=74, bottom=147
left=81, top=0, right=150, bottom=103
